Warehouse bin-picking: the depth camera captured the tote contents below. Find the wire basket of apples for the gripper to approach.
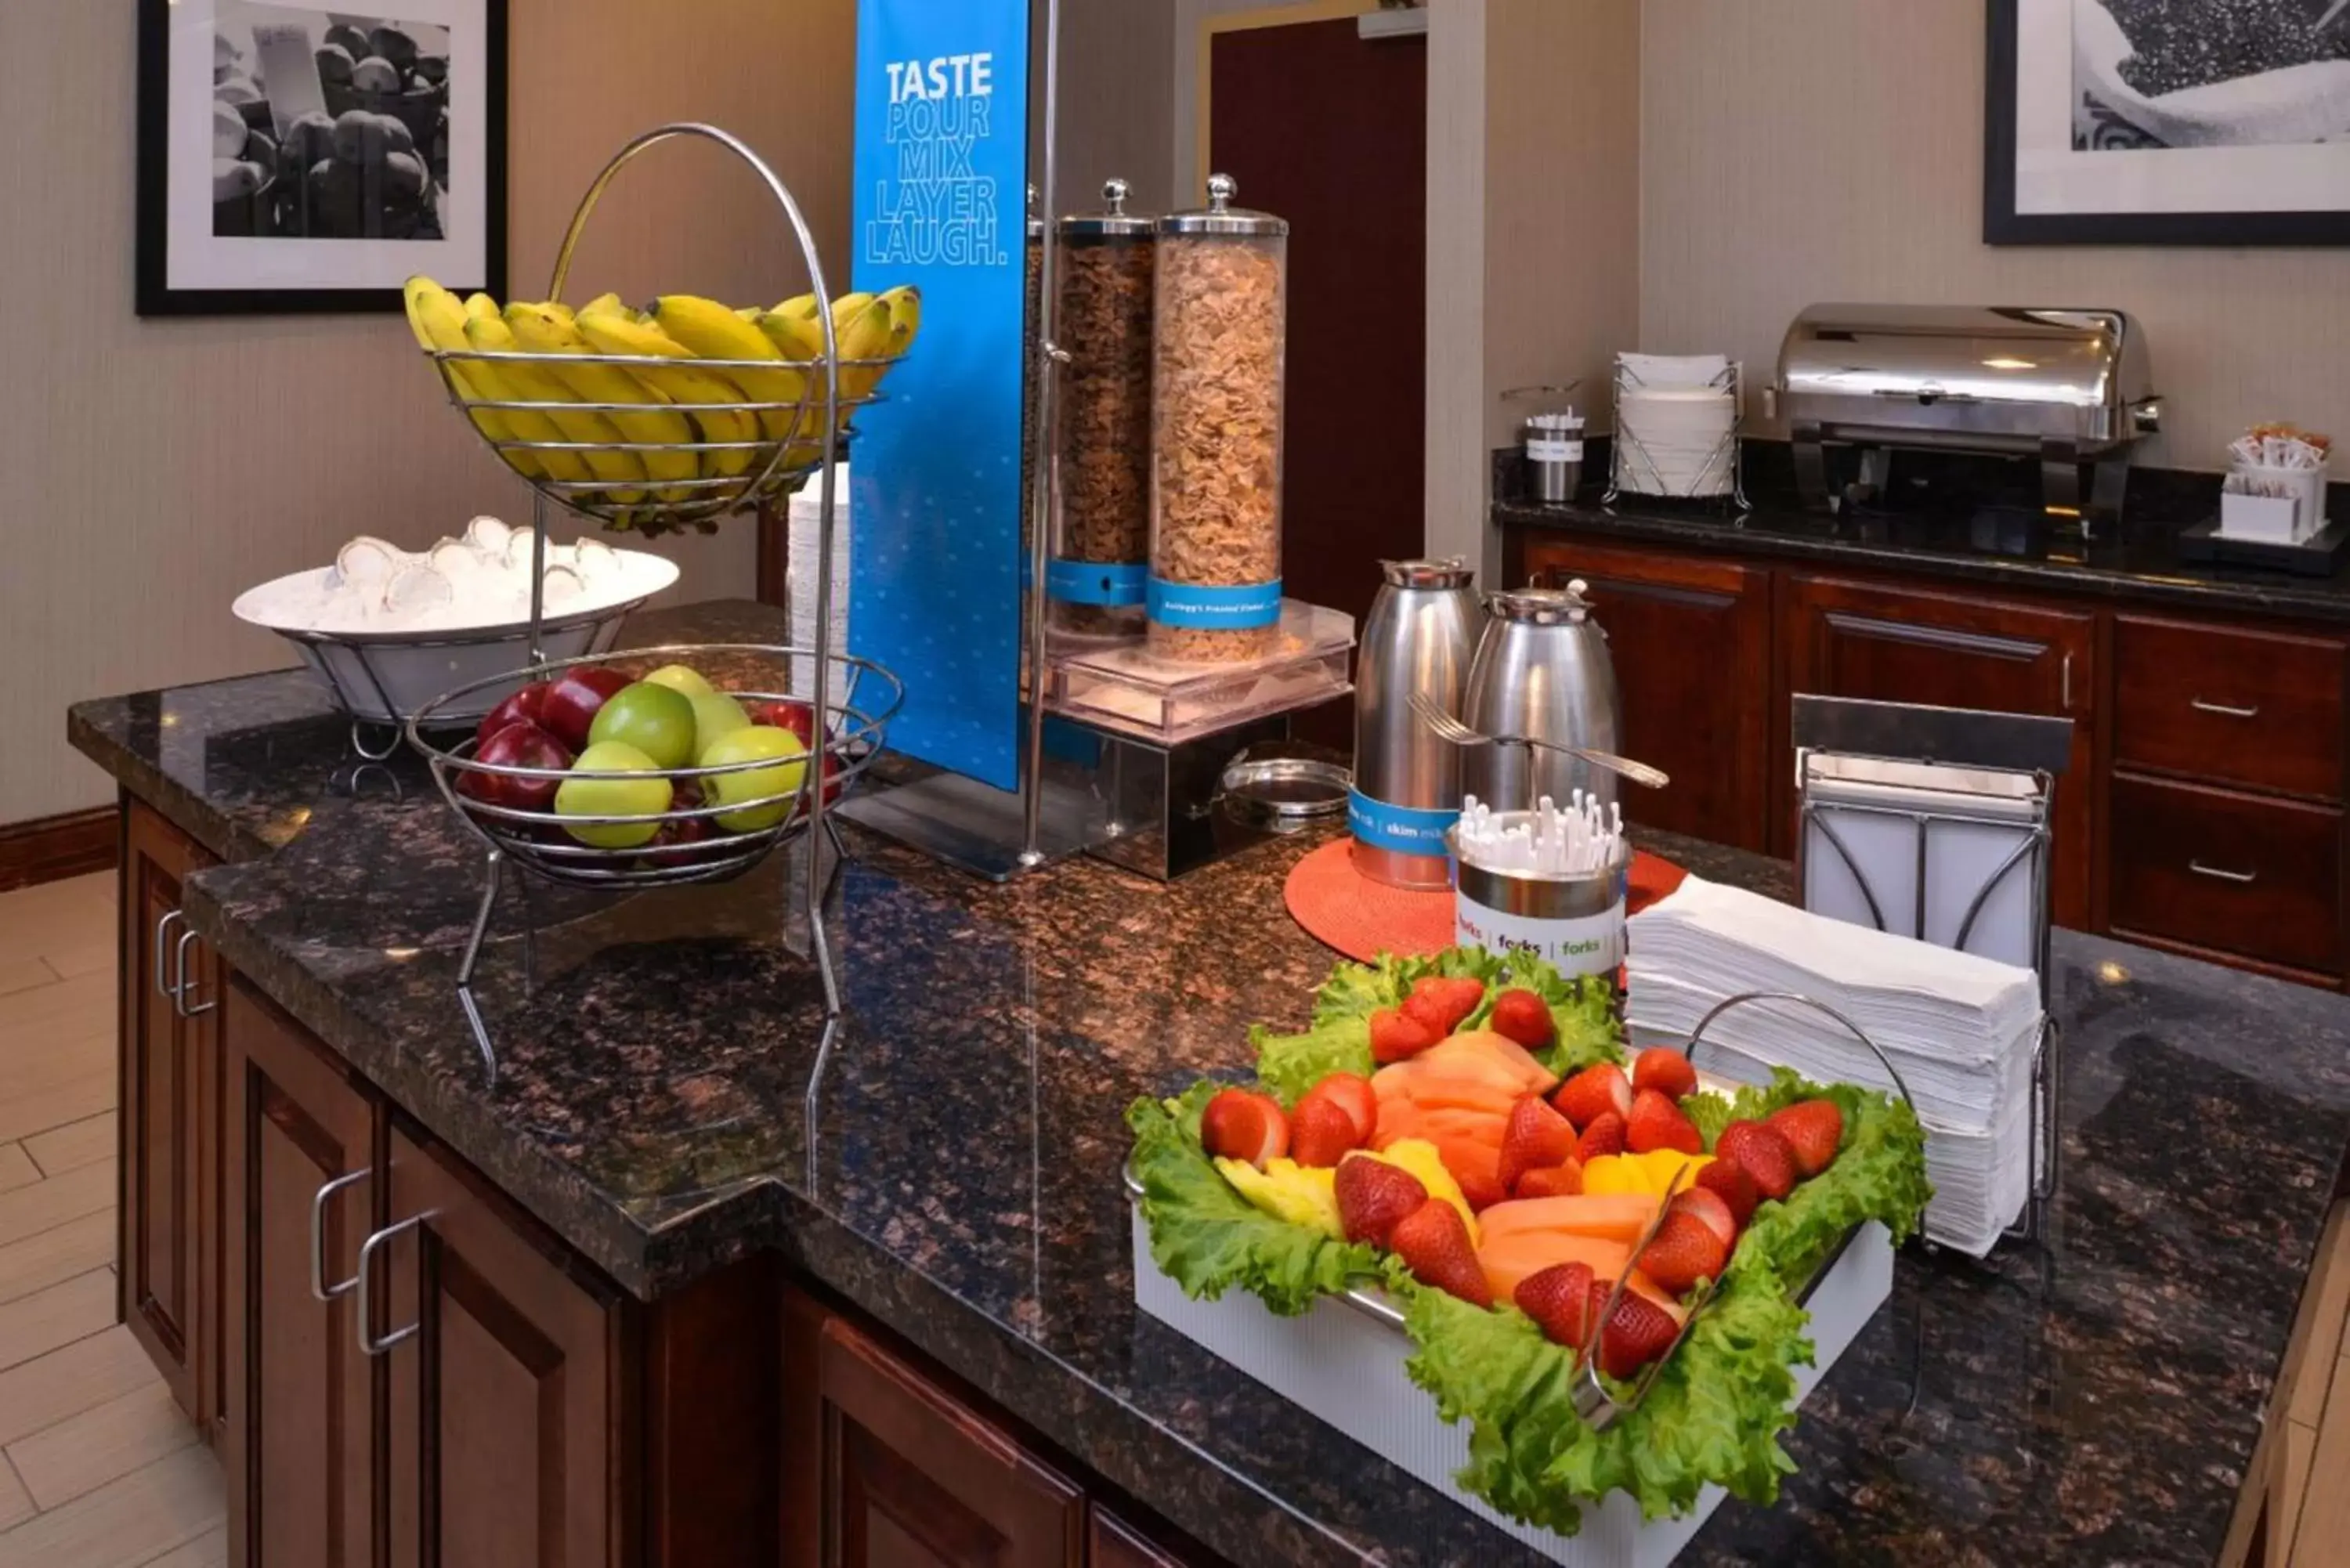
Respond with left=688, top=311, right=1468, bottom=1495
left=403, top=644, right=902, bottom=889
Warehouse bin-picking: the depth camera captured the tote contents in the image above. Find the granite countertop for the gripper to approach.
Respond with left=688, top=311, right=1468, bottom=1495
left=69, top=598, right=2350, bottom=1566
left=1496, top=445, right=2350, bottom=625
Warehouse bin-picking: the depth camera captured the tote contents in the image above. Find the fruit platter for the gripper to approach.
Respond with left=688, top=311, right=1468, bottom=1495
left=1125, top=947, right=1930, bottom=1563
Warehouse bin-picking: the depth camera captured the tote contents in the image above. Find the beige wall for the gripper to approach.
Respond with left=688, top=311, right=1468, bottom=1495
left=1640, top=0, right=2350, bottom=470
left=5, top=0, right=854, bottom=826
left=1058, top=0, right=1178, bottom=215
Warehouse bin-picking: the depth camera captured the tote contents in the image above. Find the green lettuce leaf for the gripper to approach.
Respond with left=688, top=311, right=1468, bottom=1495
left=1252, top=1016, right=1373, bottom=1107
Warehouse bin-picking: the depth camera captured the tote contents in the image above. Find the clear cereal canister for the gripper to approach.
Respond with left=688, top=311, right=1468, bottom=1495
left=1050, top=179, right=1156, bottom=638
left=1148, top=173, right=1289, bottom=663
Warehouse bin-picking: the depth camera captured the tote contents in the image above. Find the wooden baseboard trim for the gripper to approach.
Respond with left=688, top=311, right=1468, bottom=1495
left=0, top=806, right=118, bottom=894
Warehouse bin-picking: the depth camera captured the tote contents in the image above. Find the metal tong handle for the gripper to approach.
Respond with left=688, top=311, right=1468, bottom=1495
left=1407, top=692, right=1671, bottom=790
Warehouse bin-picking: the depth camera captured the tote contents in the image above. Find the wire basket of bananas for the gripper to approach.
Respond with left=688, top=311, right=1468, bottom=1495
left=400, top=125, right=922, bottom=539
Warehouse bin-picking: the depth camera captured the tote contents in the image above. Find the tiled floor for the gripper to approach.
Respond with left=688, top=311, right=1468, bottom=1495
left=0, top=873, right=222, bottom=1568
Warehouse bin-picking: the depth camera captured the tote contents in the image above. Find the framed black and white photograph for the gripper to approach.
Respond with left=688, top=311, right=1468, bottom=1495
left=1987, top=0, right=2350, bottom=244
left=136, top=0, right=507, bottom=315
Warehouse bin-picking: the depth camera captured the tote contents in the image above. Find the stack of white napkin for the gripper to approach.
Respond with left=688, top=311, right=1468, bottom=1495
left=1627, top=876, right=2043, bottom=1255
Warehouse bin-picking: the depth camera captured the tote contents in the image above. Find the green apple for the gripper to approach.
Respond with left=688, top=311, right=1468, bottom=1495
left=554, top=742, right=671, bottom=848
left=642, top=663, right=715, bottom=699
left=689, top=691, right=753, bottom=757
left=700, top=725, right=808, bottom=833
left=587, top=681, right=697, bottom=770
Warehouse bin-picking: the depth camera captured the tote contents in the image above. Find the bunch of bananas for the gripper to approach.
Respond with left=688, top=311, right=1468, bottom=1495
left=402, top=276, right=922, bottom=537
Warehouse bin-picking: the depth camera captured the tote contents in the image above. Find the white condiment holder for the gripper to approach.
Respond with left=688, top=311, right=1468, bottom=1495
left=2220, top=461, right=2327, bottom=544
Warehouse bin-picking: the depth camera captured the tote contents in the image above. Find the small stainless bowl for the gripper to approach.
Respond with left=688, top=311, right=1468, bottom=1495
left=1220, top=756, right=1351, bottom=833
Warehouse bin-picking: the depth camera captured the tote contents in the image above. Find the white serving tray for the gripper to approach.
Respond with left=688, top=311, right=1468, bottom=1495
left=1131, top=1213, right=1893, bottom=1568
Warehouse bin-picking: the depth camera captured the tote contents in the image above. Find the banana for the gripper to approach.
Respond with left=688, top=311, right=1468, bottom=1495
left=403, top=277, right=543, bottom=481
left=576, top=305, right=763, bottom=480
left=505, top=303, right=696, bottom=503
left=651, top=294, right=808, bottom=446
left=771, top=292, right=819, bottom=320
left=827, top=291, right=877, bottom=328
left=580, top=292, right=624, bottom=318
left=833, top=295, right=898, bottom=410
left=875, top=284, right=923, bottom=356
left=733, top=305, right=762, bottom=323
left=463, top=313, right=647, bottom=503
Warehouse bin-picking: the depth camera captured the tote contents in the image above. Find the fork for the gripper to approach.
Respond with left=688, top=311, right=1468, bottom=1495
left=1408, top=692, right=1671, bottom=789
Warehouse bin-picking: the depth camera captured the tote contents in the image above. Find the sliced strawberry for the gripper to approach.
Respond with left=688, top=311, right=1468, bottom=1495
left=1402, top=974, right=1486, bottom=1036
left=1635, top=1211, right=1730, bottom=1297
left=1301, top=1072, right=1378, bottom=1143
left=1390, top=1198, right=1492, bottom=1306
left=1289, top=1095, right=1361, bottom=1169
left=1574, top=1110, right=1627, bottom=1162
left=1513, top=1261, right=1597, bottom=1349
left=1668, top=1187, right=1738, bottom=1250
left=1200, top=1089, right=1289, bottom=1169
left=1631, top=1046, right=1698, bottom=1100
left=1593, top=1280, right=1683, bottom=1378
left=1334, top=1155, right=1428, bottom=1247
left=1550, top=1063, right=1633, bottom=1131
left=1766, top=1100, right=1845, bottom=1178
left=1369, top=1007, right=1440, bottom=1065
left=1496, top=1097, right=1579, bottom=1191
left=1514, top=1159, right=1585, bottom=1199
left=1714, top=1120, right=1798, bottom=1200
left=1694, top=1158, right=1759, bottom=1227
left=1625, top=1089, right=1704, bottom=1155
left=1488, top=988, right=1556, bottom=1050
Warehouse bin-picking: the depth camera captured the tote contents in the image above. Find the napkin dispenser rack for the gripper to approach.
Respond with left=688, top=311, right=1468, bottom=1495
left=1770, top=303, right=2162, bottom=528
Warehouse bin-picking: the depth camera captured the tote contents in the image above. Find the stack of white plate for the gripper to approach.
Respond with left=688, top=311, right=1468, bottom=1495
left=787, top=466, right=852, bottom=694
left=1615, top=352, right=1736, bottom=498
left=1625, top=876, right=2044, bottom=1256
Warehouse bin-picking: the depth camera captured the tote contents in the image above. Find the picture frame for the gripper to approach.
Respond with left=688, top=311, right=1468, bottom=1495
left=1986, top=0, right=2350, bottom=246
left=136, top=0, right=508, bottom=316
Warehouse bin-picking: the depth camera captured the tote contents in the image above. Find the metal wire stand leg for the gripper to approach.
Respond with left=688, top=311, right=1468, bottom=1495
left=454, top=850, right=505, bottom=1085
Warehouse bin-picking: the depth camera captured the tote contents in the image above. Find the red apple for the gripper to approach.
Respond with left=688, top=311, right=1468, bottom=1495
left=474, top=681, right=551, bottom=749
left=540, top=667, right=631, bottom=750
left=460, top=721, right=573, bottom=812
left=750, top=699, right=818, bottom=749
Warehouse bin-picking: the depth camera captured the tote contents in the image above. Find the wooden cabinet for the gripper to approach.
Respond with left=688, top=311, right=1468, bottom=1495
left=1087, top=1512, right=1193, bottom=1568
left=220, top=978, right=380, bottom=1568
left=119, top=797, right=220, bottom=1427
left=2109, top=775, right=2343, bottom=980
left=1521, top=538, right=1774, bottom=851
left=2113, top=617, right=2346, bottom=804
left=1781, top=574, right=2099, bottom=927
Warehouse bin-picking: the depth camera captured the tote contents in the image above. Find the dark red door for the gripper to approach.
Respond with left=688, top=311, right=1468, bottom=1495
left=1210, top=18, right=1428, bottom=750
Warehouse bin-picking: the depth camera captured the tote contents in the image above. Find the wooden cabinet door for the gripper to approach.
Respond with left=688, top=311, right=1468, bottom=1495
left=120, top=798, right=216, bottom=1423
left=1087, top=1509, right=1192, bottom=1568
left=1781, top=575, right=2097, bottom=925
left=1523, top=539, right=1773, bottom=851
left=783, top=1291, right=1084, bottom=1568
left=385, top=1125, right=627, bottom=1568
left=221, top=978, right=379, bottom=1568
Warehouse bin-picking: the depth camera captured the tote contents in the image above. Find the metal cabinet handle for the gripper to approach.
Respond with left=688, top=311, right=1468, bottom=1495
left=171, top=927, right=216, bottom=1019
left=2189, top=860, right=2258, bottom=886
left=152, top=909, right=184, bottom=1001
left=355, top=1212, right=436, bottom=1357
left=308, top=1170, right=370, bottom=1302
left=2061, top=652, right=2073, bottom=711
left=2190, top=698, right=2261, bottom=720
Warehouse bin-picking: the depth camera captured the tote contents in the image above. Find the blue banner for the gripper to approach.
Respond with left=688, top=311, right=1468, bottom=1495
left=849, top=0, right=1030, bottom=790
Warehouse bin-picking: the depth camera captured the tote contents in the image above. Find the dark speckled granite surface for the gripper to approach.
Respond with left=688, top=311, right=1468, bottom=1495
left=68, top=599, right=2350, bottom=1566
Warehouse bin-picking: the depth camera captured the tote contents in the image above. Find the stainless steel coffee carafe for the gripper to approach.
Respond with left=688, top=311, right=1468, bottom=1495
left=1351, top=558, right=1479, bottom=888
left=1460, top=580, right=1624, bottom=815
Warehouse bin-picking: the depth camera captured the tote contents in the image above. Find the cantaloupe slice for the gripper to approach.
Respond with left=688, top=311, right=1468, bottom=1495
left=1477, top=1232, right=1633, bottom=1303
left=1475, top=1193, right=1664, bottom=1245
left=1374, top=1054, right=1524, bottom=1108
left=1422, top=1030, right=1560, bottom=1095
left=1430, top=1134, right=1508, bottom=1212
left=1413, top=1107, right=1510, bottom=1143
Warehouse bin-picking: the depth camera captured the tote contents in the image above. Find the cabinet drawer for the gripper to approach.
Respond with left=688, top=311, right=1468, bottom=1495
left=2114, top=617, right=2345, bottom=801
left=2109, top=775, right=2342, bottom=977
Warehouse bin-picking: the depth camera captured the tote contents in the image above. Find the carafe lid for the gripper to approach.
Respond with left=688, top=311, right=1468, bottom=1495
left=1381, top=558, right=1473, bottom=589
left=1487, top=581, right=1594, bottom=625
left=1160, top=174, right=1289, bottom=238
left=1061, top=178, right=1155, bottom=239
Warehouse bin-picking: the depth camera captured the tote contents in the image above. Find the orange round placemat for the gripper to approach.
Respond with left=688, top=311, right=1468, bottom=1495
left=1284, top=837, right=1689, bottom=963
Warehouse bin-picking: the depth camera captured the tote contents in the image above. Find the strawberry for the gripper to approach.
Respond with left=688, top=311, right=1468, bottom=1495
left=1401, top=974, right=1485, bottom=1036
left=1368, top=1007, right=1439, bottom=1065
left=1694, top=1158, right=1759, bottom=1227
left=1300, top=1072, right=1377, bottom=1143
left=1636, top=1211, right=1730, bottom=1297
left=1593, top=1281, right=1683, bottom=1378
left=1513, top=1261, right=1598, bottom=1349
left=1574, top=1111, right=1626, bottom=1162
left=1289, top=1095, right=1361, bottom=1168
left=1389, top=1198, right=1492, bottom=1306
left=1515, top=1159, right=1585, bottom=1200
left=1200, top=1089, right=1289, bottom=1169
left=1714, top=1120, right=1798, bottom=1200
left=1766, top=1100, right=1845, bottom=1178
left=1496, top=1096, right=1579, bottom=1191
left=1668, top=1187, right=1738, bottom=1249
left=1488, top=988, right=1556, bottom=1050
left=1625, top=1089, right=1703, bottom=1155
left=1631, top=1046, right=1698, bottom=1100
left=1334, top=1155, right=1428, bottom=1247
left=1550, top=1063, right=1632, bottom=1131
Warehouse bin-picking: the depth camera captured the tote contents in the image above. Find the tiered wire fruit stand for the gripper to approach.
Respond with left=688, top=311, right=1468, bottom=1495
left=400, top=124, right=905, bottom=1077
